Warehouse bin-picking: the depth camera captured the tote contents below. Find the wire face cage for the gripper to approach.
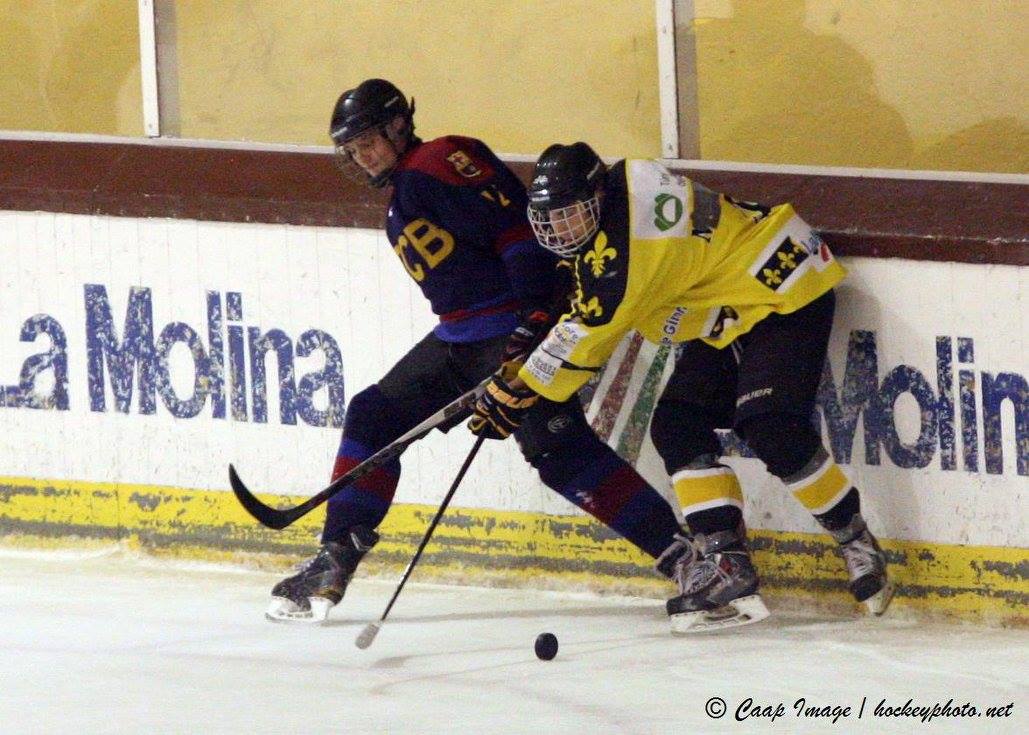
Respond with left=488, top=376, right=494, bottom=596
left=528, top=195, right=601, bottom=257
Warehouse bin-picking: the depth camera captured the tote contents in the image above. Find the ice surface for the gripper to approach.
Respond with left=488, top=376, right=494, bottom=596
left=0, top=548, right=1025, bottom=734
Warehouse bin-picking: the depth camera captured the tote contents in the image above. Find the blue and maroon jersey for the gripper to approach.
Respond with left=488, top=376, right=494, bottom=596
left=385, top=135, right=558, bottom=342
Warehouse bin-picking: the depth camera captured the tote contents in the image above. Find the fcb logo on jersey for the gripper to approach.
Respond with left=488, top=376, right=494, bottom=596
left=752, top=236, right=810, bottom=291
left=447, top=150, right=482, bottom=178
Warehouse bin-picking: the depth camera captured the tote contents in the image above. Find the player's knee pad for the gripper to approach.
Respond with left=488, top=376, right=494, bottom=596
left=650, top=400, right=723, bottom=476
left=518, top=401, right=619, bottom=496
left=517, top=403, right=595, bottom=467
left=528, top=433, right=614, bottom=497
left=341, top=385, right=403, bottom=448
left=735, top=412, right=822, bottom=480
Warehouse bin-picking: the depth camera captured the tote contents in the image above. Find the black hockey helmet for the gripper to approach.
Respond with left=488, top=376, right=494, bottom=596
left=527, top=142, right=607, bottom=257
left=329, top=78, right=415, bottom=187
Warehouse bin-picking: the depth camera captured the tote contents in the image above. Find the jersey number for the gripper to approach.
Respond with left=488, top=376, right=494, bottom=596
left=394, top=218, right=455, bottom=282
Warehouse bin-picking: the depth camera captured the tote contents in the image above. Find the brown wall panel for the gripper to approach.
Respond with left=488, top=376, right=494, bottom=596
left=0, top=140, right=1025, bottom=265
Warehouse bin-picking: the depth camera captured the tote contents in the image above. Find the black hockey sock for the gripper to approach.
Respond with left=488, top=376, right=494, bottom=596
left=685, top=505, right=744, bottom=538
left=813, top=487, right=861, bottom=532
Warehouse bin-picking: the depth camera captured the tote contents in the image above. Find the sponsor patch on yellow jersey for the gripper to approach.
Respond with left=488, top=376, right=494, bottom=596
left=629, top=161, right=692, bottom=240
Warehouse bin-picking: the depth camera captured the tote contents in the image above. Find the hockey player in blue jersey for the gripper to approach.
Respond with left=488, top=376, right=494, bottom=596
left=267, top=79, right=690, bottom=622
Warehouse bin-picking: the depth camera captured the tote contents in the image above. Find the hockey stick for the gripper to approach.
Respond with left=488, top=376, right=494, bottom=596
left=355, top=433, right=487, bottom=650
left=228, top=381, right=488, bottom=530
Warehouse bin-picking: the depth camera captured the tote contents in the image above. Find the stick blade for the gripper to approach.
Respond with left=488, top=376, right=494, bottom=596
left=355, top=622, right=381, bottom=649
left=228, top=464, right=292, bottom=530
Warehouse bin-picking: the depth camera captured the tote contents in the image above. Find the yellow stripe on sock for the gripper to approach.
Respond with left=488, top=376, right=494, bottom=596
left=671, top=466, right=744, bottom=516
left=789, top=459, right=849, bottom=514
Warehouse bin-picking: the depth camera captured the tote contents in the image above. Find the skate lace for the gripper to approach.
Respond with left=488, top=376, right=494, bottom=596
left=292, top=546, right=332, bottom=574
left=683, top=553, right=734, bottom=594
left=665, top=537, right=700, bottom=589
left=840, top=534, right=878, bottom=579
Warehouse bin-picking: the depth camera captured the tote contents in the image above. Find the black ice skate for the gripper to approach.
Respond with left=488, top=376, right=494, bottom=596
left=266, top=526, right=379, bottom=624
left=665, top=529, right=769, bottom=633
left=830, top=514, right=893, bottom=616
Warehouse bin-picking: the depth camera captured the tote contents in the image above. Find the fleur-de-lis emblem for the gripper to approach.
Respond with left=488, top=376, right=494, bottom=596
left=580, top=296, right=603, bottom=318
left=761, top=268, right=783, bottom=286
left=776, top=251, right=798, bottom=269
left=582, top=231, right=616, bottom=277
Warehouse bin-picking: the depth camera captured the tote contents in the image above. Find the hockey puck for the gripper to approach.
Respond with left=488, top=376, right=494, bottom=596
left=534, top=632, right=558, bottom=661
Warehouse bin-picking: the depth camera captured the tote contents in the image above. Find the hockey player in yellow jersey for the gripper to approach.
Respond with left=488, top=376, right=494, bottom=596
left=470, top=143, right=893, bottom=632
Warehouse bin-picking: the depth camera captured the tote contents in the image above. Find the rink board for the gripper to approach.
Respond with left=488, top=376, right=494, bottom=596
left=0, top=474, right=1024, bottom=625
left=0, top=211, right=1026, bottom=623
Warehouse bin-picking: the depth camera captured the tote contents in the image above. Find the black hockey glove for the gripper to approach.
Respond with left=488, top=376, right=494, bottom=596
left=502, top=308, right=554, bottom=365
left=468, top=364, right=539, bottom=440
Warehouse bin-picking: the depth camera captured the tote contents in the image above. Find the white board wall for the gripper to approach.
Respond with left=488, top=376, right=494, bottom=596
left=0, top=210, right=1024, bottom=548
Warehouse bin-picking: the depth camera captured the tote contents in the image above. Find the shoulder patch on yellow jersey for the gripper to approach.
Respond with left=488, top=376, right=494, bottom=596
left=747, top=216, right=829, bottom=292
left=627, top=160, right=692, bottom=240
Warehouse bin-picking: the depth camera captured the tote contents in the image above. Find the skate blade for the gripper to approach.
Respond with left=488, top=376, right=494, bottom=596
left=670, top=594, right=770, bottom=634
left=864, top=581, right=895, bottom=616
left=264, top=596, right=334, bottom=625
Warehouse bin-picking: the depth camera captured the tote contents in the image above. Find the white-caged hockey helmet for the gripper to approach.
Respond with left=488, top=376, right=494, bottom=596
left=527, top=142, right=607, bottom=258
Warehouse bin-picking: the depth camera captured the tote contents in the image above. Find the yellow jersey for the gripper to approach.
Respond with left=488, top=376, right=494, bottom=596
left=519, top=159, right=846, bottom=402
